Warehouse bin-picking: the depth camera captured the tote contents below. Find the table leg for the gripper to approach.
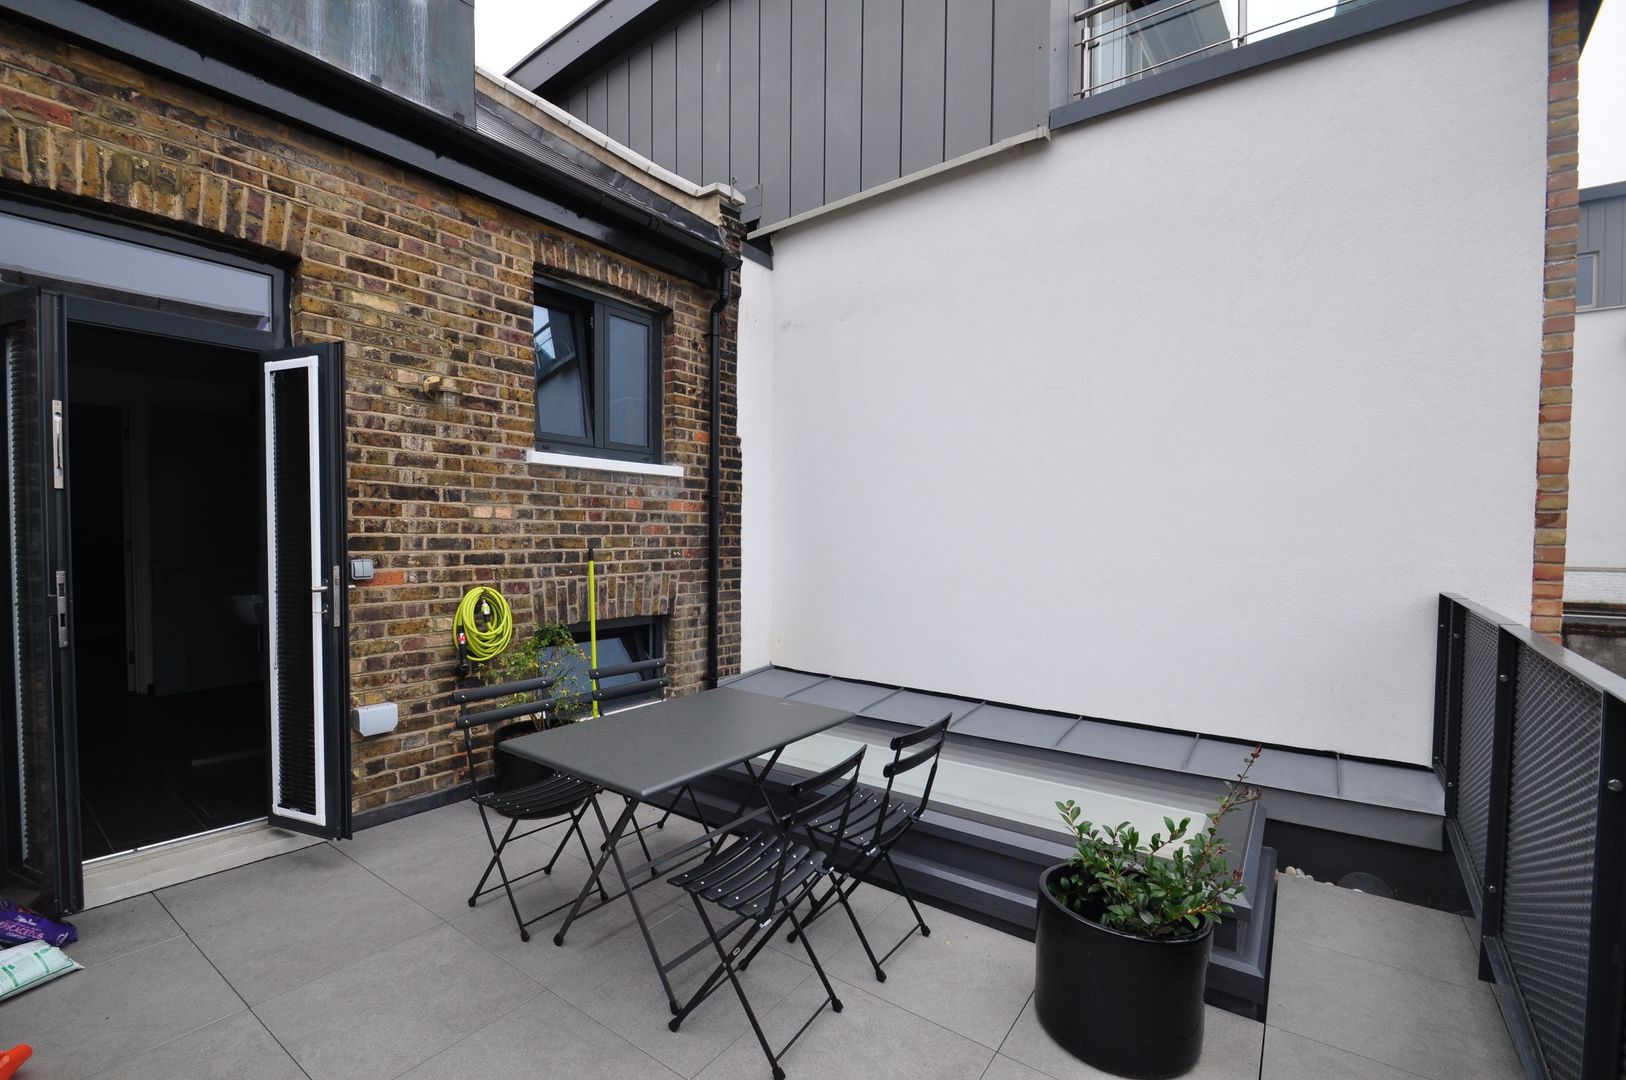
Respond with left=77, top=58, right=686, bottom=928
left=554, top=796, right=634, bottom=947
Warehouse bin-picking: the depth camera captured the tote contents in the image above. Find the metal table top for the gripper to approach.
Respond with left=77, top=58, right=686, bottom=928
left=499, top=687, right=856, bottom=802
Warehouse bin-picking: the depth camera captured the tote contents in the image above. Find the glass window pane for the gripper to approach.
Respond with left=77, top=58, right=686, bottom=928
left=1577, top=254, right=1597, bottom=308
left=0, top=211, right=273, bottom=327
left=606, top=314, right=650, bottom=448
left=535, top=303, right=589, bottom=439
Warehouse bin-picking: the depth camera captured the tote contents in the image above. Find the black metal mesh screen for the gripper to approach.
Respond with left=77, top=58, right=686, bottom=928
left=1458, top=613, right=1499, bottom=884
left=1504, top=647, right=1604, bottom=1080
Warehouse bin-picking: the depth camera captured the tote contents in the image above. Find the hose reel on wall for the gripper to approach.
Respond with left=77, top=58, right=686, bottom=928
left=452, top=585, right=512, bottom=676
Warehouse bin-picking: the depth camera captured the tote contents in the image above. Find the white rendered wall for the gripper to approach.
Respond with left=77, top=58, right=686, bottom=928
left=764, top=0, right=1548, bottom=765
left=738, top=258, right=775, bottom=671
left=1567, top=306, right=1626, bottom=604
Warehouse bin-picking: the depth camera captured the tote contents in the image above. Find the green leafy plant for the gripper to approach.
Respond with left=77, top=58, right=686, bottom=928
left=1051, top=746, right=1262, bottom=939
left=481, top=621, right=592, bottom=727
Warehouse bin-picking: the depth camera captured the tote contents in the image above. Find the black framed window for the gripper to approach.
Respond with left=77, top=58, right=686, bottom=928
left=560, top=617, right=665, bottom=709
left=534, top=281, right=661, bottom=463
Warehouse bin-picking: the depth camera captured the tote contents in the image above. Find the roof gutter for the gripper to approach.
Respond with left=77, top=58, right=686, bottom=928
left=0, top=0, right=737, bottom=283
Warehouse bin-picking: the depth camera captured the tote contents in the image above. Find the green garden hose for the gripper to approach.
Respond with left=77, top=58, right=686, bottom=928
left=453, top=585, right=513, bottom=675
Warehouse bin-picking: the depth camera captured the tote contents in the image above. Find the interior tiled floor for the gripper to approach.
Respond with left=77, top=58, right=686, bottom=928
left=3, top=801, right=1522, bottom=1080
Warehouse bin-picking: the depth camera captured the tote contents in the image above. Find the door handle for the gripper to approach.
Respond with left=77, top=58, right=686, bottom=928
left=313, top=566, right=341, bottom=628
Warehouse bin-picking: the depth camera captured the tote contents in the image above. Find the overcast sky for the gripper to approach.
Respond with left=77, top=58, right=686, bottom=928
left=475, top=0, right=1625, bottom=187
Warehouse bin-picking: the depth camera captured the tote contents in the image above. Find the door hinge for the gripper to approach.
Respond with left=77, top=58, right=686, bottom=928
left=51, top=399, right=63, bottom=489
left=54, top=570, right=67, bottom=648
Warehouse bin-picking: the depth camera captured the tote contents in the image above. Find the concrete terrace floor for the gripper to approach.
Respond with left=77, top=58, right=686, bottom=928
left=4, top=801, right=1522, bottom=1080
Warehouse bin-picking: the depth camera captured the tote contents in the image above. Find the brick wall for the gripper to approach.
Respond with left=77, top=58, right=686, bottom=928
left=1532, top=0, right=1581, bottom=639
left=0, top=19, right=743, bottom=818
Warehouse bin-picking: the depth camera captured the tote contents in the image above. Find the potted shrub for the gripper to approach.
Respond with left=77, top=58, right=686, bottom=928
left=481, top=622, right=592, bottom=789
left=1034, top=747, right=1261, bottom=1079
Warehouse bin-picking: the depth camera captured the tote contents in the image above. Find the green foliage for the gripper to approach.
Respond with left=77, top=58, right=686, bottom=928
left=1050, top=747, right=1262, bottom=940
left=480, top=621, right=592, bottom=727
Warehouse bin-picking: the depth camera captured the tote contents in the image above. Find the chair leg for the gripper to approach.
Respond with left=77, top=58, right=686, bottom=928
left=468, top=807, right=515, bottom=905
left=883, top=852, right=931, bottom=938
left=675, top=899, right=786, bottom=1080
left=544, top=804, right=586, bottom=875
left=571, top=800, right=610, bottom=902
left=470, top=814, right=532, bottom=943
left=786, top=905, right=843, bottom=1014
left=829, top=870, right=887, bottom=982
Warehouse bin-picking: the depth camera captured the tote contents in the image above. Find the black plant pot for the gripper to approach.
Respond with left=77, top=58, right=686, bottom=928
left=1033, top=864, right=1214, bottom=1079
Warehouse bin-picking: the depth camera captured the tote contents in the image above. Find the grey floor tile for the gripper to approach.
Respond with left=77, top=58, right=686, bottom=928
left=255, top=922, right=540, bottom=1080
left=1268, top=938, right=1522, bottom=1080
left=65, top=893, right=184, bottom=968
left=1261, top=1027, right=1427, bottom=1080
left=158, top=842, right=441, bottom=1003
left=826, top=899, right=1031, bottom=1050
left=1000, top=996, right=1262, bottom=1080
left=95, top=1010, right=307, bottom=1080
left=400, top=987, right=683, bottom=1080
left=760, top=876, right=897, bottom=964
left=695, top=975, right=994, bottom=1080
left=1463, top=913, right=1482, bottom=956
left=540, top=904, right=813, bottom=1077
left=1274, top=876, right=1484, bottom=989
left=1, top=934, right=243, bottom=1079
left=980, top=1055, right=1053, bottom=1080
left=336, top=798, right=587, bottom=921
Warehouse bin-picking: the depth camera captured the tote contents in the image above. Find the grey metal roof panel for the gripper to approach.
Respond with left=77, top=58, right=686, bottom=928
left=786, top=677, right=900, bottom=713
left=1055, top=720, right=1197, bottom=772
left=1338, top=759, right=1445, bottom=815
left=1186, top=738, right=1339, bottom=798
left=727, top=668, right=830, bottom=698
left=953, top=704, right=1078, bottom=749
left=860, top=689, right=980, bottom=728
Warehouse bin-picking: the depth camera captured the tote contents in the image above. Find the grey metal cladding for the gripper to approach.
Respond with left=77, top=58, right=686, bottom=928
left=653, top=31, right=679, bottom=169
left=606, top=59, right=631, bottom=145
left=1580, top=192, right=1625, bottom=309
left=945, top=0, right=995, bottom=158
left=628, top=46, right=655, bottom=156
left=549, top=0, right=1048, bottom=228
left=759, top=0, right=793, bottom=224
left=703, top=2, right=732, bottom=182
left=862, top=0, right=905, bottom=190
left=901, top=0, right=948, bottom=175
left=790, top=0, right=827, bottom=214
left=730, top=0, right=761, bottom=188
left=677, top=11, right=705, bottom=178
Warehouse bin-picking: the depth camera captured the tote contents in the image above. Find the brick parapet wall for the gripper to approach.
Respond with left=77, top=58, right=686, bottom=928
left=0, top=20, right=744, bottom=815
left=1532, top=0, right=1581, bottom=639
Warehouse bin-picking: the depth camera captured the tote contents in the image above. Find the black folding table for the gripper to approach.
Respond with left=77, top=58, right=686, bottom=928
left=499, top=687, right=856, bottom=1011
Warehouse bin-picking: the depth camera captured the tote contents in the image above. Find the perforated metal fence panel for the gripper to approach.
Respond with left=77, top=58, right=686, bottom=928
left=1458, top=612, right=1500, bottom=884
left=1505, top=649, right=1604, bottom=1080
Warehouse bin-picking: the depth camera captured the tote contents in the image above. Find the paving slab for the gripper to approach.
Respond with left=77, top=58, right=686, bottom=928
left=66, top=892, right=184, bottom=968
left=255, top=922, right=540, bottom=1080
left=1274, top=875, right=1483, bottom=989
left=94, top=1010, right=307, bottom=1080
left=695, top=974, right=995, bottom=1080
left=1261, top=1027, right=1427, bottom=1080
left=999, top=995, right=1263, bottom=1080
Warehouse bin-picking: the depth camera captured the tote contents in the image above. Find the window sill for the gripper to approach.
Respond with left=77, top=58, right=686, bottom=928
left=526, top=448, right=685, bottom=479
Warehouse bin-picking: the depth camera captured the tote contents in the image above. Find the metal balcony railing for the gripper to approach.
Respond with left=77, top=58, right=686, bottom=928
left=1074, top=0, right=1382, bottom=97
left=1434, top=594, right=1626, bottom=1080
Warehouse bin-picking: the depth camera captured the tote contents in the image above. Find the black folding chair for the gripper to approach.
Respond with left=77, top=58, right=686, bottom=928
left=453, top=674, right=608, bottom=942
left=582, top=657, right=678, bottom=875
left=788, top=714, right=951, bottom=982
left=666, top=745, right=867, bottom=1080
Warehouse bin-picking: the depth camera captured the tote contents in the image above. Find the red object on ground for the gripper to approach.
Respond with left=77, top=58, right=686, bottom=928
left=0, top=1044, right=31, bottom=1078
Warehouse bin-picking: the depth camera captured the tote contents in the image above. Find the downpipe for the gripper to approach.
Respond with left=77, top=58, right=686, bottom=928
left=706, top=266, right=732, bottom=688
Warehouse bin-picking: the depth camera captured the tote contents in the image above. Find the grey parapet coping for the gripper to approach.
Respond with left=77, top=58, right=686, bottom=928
left=861, top=688, right=983, bottom=728
left=1187, top=737, right=1339, bottom=798
left=951, top=703, right=1080, bottom=748
left=783, top=675, right=902, bottom=713
left=725, top=667, right=830, bottom=697
left=1056, top=718, right=1199, bottom=772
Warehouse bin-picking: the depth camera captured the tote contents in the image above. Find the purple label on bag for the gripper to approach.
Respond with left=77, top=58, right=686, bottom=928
left=0, top=900, right=77, bottom=947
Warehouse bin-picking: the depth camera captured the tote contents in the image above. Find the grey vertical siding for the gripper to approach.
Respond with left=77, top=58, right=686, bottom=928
left=790, top=0, right=826, bottom=215
left=628, top=46, right=654, bottom=157
left=703, top=2, right=732, bottom=181
left=652, top=30, right=678, bottom=170
left=1580, top=194, right=1625, bottom=310
left=676, top=11, right=705, bottom=178
left=861, top=0, right=904, bottom=190
left=900, top=0, right=947, bottom=175
left=606, top=59, right=630, bottom=145
left=825, top=0, right=864, bottom=202
left=554, top=0, right=1048, bottom=228
left=730, top=0, right=761, bottom=189
left=759, top=0, right=793, bottom=224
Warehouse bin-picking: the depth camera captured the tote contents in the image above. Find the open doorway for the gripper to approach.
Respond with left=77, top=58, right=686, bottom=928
left=67, top=325, right=265, bottom=858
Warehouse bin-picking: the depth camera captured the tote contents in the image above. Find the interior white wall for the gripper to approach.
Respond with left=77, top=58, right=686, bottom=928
left=764, top=0, right=1548, bottom=765
left=1567, top=306, right=1626, bottom=603
left=738, top=257, right=775, bottom=671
